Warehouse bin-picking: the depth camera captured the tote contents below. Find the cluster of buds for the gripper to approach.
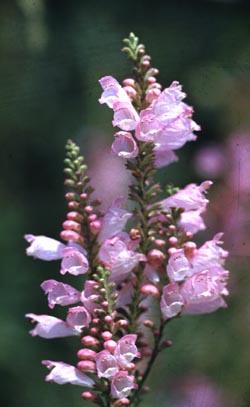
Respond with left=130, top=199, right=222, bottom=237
left=25, top=33, right=230, bottom=407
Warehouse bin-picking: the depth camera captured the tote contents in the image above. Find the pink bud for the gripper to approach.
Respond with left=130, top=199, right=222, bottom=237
left=101, top=301, right=109, bottom=308
left=80, top=193, right=87, bottom=200
left=116, top=319, right=128, bottom=327
left=141, top=348, right=153, bottom=357
left=90, top=327, right=99, bottom=335
left=67, top=211, right=84, bottom=222
left=92, top=318, right=100, bottom=325
left=60, top=230, right=84, bottom=244
left=146, top=76, right=156, bottom=84
left=81, top=335, right=100, bottom=347
left=168, top=225, right=176, bottom=231
left=68, top=201, right=80, bottom=210
left=104, top=315, right=112, bottom=323
left=77, top=360, right=96, bottom=373
left=88, top=214, right=97, bottom=222
left=169, top=236, right=178, bottom=245
left=183, top=241, right=197, bottom=257
left=90, top=220, right=102, bottom=234
left=113, top=398, right=130, bottom=406
left=77, top=348, right=96, bottom=360
left=62, top=220, right=81, bottom=233
left=147, top=249, right=166, bottom=267
left=81, top=391, right=97, bottom=401
left=84, top=205, right=93, bottom=214
left=143, top=319, right=155, bottom=328
left=104, top=340, right=117, bottom=352
left=65, top=192, right=76, bottom=200
left=141, top=284, right=160, bottom=298
left=123, top=78, right=135, bottom=87
left=142, top=60, right=150, bottom=67
left=101, top=331, right=113, bottom=341
left=123, top=86, right=137, bottom=98
left=168, top=247, right=177, bottom=255
left=154, top=239, right=165, bottom=247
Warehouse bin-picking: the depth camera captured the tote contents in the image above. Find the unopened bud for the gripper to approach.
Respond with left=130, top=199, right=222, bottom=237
left=168, top=247, right=177, bottom=255
left=140, top=284, right=160, bottom=298
left=116, top=319, right=128, bottom=327
left=68, top=201, right=80, bottom=210
left=81, top=335, right=100, bottom=347
left=60, top=230, right=84, bottom=244
left=154, top=239, right=165, bottom=247
left=143, top=319, right=155, bottom=329
left=81, top=391, right=97, bottom=401
left=104, top=339, right=117, bottom=352
left=141, top=348, right=153, bottom=357
left=147, top=249, right=166, bottom=268
left=169, top=236, right=178, bottom=245
left=90, top=220, right=102, bottom=234
left=123, top=78, right=135, bottom=87
left=123, top=86, right=137, bottom=99
left=62, top=220, right=81, bottom=233
left=104, top=315, right=112, bottom=323
left=113, top=398, right=130, bottom=406
left=84, top=205, right=93, bottom=214
left=90, top=327, right=99, bottom=335
left=77, top=360, right=96, bottom=373
left=80, top=193, right=88, bottom=200
left=183, top=241, right=197, bottom=257
left=146, top=76, right=156, bottom=84
left=101, top=331, right=112, bottom=341
left=130, top=228, right=141, bottom=240
left=67, top=211, right=84, bottom=222
left=142, top=60, right=150, bottom=67
left=168, top=224, right=176, bottom=231
left=77, top=348, right=96, bottom=360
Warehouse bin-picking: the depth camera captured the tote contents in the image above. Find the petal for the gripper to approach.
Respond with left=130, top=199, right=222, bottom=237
left=42, top=360, right=95, bottom=387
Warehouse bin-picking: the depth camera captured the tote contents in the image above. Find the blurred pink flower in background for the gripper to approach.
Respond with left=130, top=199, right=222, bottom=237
left=194, top=132, right=250, bottom=256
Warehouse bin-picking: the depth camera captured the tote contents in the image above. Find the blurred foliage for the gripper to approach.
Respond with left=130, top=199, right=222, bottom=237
left=1, top=0, right=250, bottom=406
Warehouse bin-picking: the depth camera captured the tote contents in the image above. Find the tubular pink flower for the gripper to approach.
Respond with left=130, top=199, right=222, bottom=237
left=161, top=283, right=184, bottom=319
left=42, top=360, right=94, bottom=387
left=178, top=209, right=206, bottom=235
left=98, top=236, right=146, bottom=283
left=60, top=247, right=89, bottom=276
left=181, top=267, right=229, bottom=315
left=24, top=234, right=65, bottom=261
left=112, top=102, right=139, bottom=131
left=160, top=181, right=213, bottom=212
left=41, top=279, right=81, bottom=309
left=95, top=350, right=119, bottom=379
left=111, top=131, right=138, bottom=159
left=98, top=197, right=132, bottom=244
left=80, top=280, right=101, bottom=315
left=66, top=306, right=91, bottom=332
left=25, top=313, right=79, bottom=338
left=114, top=335, right=140, bottom=367
left=166, top=249, right=192, bottom=282
left=111, top=371, right=138, bottom=399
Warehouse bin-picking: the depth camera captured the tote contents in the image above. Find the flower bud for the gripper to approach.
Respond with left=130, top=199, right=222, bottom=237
left=77, top=360, right=96, bottom=373
left=104, top=315, right=112, bottom=323
left=62, top=220, right=81, bottom=233
left=67, top=211, right=84, bottom=222
left=81, top=335, right=100, bottom=347
left=104, top=340, right=117, bottom=352
left=80, top=193, right=87, bottom=200
left=77, top=348, right=96, bottom=360
left=101, top=331, right=113, bottom=341
left=147, top=249, right=166, bottom=268
left=123, top=78, right=135, bottom=87
left=68, top=201, right=80, bottom=210
left=81, top=391, right=97, bottom=401
left=140, top=284, right=160, bottom=298
left=60, top=230, right=84, bottom=245
left=169, top=236, right=178, bottom=245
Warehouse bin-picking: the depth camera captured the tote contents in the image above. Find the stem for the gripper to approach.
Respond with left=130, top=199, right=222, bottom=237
left=130, top=320, right=167, bottom=407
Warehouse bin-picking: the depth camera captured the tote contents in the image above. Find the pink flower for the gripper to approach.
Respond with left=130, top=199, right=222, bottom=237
left=95, top=350, right=119, bottom=378
left=111, top=371, right=138, bottom=399
left=25, top=313, right=79, bottom=338
left=154, top=147, right=178, bottom=168
left=60, top=247, right=89, bottom=275
left=190, top=233, right=228, bottom=273
left=98, top=197, right=132, bottom=244
left=181, top=267, right=228, bottom=315
left=42, top=360, right=94, bottom=387
left=99, top=76, right=139, bottom=131
left=178, top=210, right=206, bottom=234
left=160, top=181, right=212, bottom=212
left=167, top=249, right=192, bottom=282
left=98, top=236, right=146, bottom=283
left=24, top=234, right=65, bottom=261
left=161, top=282, right=184, bottom=319
left=80, top=280, right=101, bottom=315
left=41, top=279, right=81, bottom=309
left=114, top=335, right=140, bottom=367
left=66, top=306, right=91, bottom=332
left=111, top=131, right=138, bottom=159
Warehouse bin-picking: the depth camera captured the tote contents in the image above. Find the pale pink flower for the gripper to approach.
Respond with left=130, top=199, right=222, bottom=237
left=25, top=313, right=79, bottom=338
left=24, top=234, right=65, bottom=261
left=80, top=280, right=101, bottom=315
left=60, top=247, right=89, bottom=275
left=66, top=306, right=91, bottom=332
left=181, top=267, right=228, bottom=314
left=161, top=283, right=184, bottom=319
left=114, top=334, right=140, bottom=367
left=178, top=210, right=206, bottom=234
left=111, top=131, right=138, bottom=159
left=154, top=147, right=178, bottom=168
left=98, top=236, right=146, bottom=283
left=42, top=360, right=94, bottom=387
left=99, top=76, right=139, bottom=131
left=41, top=279, right=81, bottom=309
left=190, top=233, right=228, bottom=273
left=98, top=197, right=132, bottom=244
left=111, top=371, right=138, bottom=399
left=95, top=350, right=119, bottom=379
left=167, top=249, right=192, bottom=282
left=160, top=181, right=212, bottom=212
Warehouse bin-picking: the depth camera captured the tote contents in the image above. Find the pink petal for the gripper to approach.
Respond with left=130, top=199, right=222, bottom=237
left=25, top=313, right=79, bottom=338
left=111, top=131, right=138, bottom=159
left=24, top=235, right=65, bottom=261
left=42, top=360, right=94, bottom=387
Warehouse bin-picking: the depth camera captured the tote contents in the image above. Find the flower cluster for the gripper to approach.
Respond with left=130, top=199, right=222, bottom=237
left=25, top=33, right=230, bottom=407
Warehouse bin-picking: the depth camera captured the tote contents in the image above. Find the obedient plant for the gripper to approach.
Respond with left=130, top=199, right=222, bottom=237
left=25, top=33, right=229, bottom=407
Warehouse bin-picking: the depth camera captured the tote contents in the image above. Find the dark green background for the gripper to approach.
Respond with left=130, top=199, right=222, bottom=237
left=1, top=0, right=250, bottom=406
